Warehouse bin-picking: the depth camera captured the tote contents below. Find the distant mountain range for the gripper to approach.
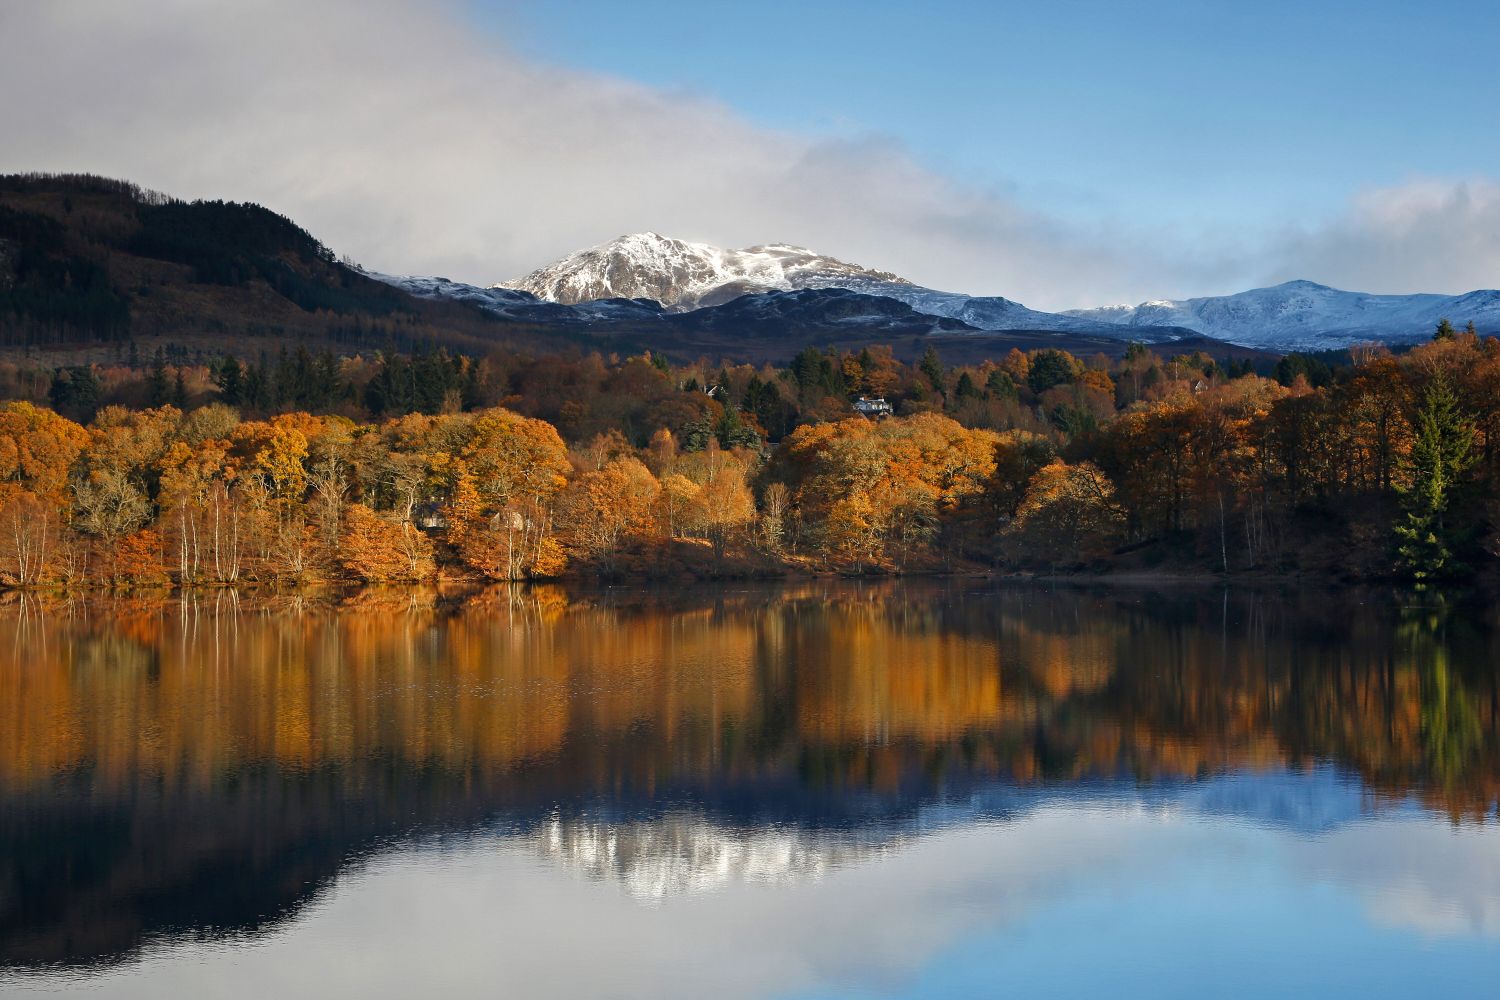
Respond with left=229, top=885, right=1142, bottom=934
left=467, top=232, right=1500, bottom=351
left=1064, top=280, right=1500, bottom=350
left=5, top=174, right=1492, bottom=362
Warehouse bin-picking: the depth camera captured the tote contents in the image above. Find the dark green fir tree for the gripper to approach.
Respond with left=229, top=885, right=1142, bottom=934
left=1395, top=374, right=1476, bottom=579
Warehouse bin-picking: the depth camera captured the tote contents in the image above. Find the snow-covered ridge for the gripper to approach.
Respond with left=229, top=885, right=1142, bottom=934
left=499, top=232, right=910, bottom=310
left=372, top=271, right=663, bottom=322
left=489, top=232, right=1175, bottom=340
left=1064, top=280, right=1500, bottom=350
left=378, top=234, right=1500, bottom=351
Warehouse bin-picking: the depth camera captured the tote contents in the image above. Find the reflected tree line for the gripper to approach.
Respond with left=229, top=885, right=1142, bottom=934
left=1, top=583, right=1497, bottom=967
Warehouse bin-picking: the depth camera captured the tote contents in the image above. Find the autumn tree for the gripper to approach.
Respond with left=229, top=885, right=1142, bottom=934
left=775, top=413, right=998, bottom=569
left=1004, top=461, right=1124, bottom=567
left=442, top=409, right=572, bottom=580
left=0, top=490, right=60, bottom=587
left=557, top=456, right=660, bottom=570
left=0, top=402, right=90, bottom=504
left=689, top=462, right=756, bottom=563
left=72, top=469, right=151, bottom=584
left=758, top=482, right=791, bottom=555
left=340, top=502, right=435, bottom=582
left=0, top=403, right=90, bottom=585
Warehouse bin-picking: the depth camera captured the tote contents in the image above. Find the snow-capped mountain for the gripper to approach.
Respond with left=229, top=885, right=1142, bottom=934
left=391, top=233, right=1500, bottom=352
left=373, top=272, right=665, bottom=322
left=1065, top=280, right=1500, bottom=350
left=494, top=232, right=1181, bottom=341
left=501, top=232, right=911, bottom=310
left=852, top=285, right=1108, bottom=335
left=375, top=271, right=972, bottom=336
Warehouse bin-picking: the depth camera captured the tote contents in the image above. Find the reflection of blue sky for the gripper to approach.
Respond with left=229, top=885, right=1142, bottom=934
left=797, top=872, right=1498, bottom=1000
left=909, top=765, right=1410, bottom=839
left=13, top=773, right=1497, bottom=1000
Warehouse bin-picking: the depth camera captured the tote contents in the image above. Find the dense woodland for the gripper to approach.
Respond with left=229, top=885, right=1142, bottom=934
left=0, top=318, right=1497, bottom=587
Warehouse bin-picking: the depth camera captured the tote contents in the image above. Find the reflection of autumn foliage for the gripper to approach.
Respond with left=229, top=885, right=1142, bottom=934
left=2, top=585, right=1498, bottom=966
left=2, top=586, right=1495, bottom=819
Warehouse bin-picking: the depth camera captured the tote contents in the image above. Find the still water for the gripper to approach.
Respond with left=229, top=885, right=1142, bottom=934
left=0, top=583, right=1497, bottom=998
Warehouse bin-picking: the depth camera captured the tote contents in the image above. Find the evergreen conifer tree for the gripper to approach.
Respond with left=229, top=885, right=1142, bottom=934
left=1395, top=374, right=1476, bottom=578
left=214, top=356, right=244, bottom=405
left=146, top=350, right=170, bottom=406
left=919, top=346, right=945, bottom=392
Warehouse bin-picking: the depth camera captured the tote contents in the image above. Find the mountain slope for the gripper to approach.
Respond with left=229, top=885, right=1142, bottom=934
left=504, top=235, right=1500, bottom=350
left=0, top=172, right=572, bottom=358
left=1064, top=280, right=1500, bottom=350
left=0, top=173, right=1191, bottom=366
left=502, top=232, right=911, bottom=309
left=500, top=232, right=1186, bottom=342
left=389, top=275, right=1246, bottom=364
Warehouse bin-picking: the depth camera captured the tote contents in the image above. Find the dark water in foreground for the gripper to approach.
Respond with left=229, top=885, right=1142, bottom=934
left=0, top=583, right=1497, bottom=998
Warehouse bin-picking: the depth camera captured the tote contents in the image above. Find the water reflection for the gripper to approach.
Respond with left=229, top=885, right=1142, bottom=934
left=1, top=583, right=1498, bottom=988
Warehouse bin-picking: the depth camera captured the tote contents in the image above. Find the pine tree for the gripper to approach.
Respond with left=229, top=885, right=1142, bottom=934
left=985, top=370, right=1018, bottom=401
left=716, top=407, right=761, bottom=451
left=146, top=350, right=170, bottom=406
left=1395, top=374, right=1476, bottom=579
left=919, top=346, right=945, bottom=393
left=48, top=366, right=102, bottom=421
left=214, top=356, right=244, bottom=405
left=1434, top=317, right=1456, bottom=341
left=681, top=416, right=715, bottom=453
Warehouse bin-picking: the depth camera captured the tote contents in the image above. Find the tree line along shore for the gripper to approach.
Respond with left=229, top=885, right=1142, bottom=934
left=0, top=324, right=1496, bottom=588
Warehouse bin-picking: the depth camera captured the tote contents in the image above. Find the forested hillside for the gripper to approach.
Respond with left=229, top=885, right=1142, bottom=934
left=0, top=324, right=1496, bottom=587
left=0, top=173, right=598, bottom=358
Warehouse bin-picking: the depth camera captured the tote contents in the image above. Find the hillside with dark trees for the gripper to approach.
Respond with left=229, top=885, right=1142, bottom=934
left=0, top=173, right=610, bottom=359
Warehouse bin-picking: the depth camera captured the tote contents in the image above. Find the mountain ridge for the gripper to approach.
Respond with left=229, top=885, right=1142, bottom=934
left=498, top=233, right=1500, bottom=350
left=502, top=232, right=911, bottom=310
left=1064, top=279, right=1500, bottom=350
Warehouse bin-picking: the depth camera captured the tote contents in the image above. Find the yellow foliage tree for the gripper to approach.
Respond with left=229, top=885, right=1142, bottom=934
left=339, top=503, right=435, bottom=582
left=1005, top=460, right=1124, bottom=567
left=558, top=456, right=660, bottom=569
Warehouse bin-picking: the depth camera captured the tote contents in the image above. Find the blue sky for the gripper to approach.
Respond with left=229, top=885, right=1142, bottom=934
left=492, top=0, right=1500, bottom=238
left=5, top=0, right=1498, bottom=306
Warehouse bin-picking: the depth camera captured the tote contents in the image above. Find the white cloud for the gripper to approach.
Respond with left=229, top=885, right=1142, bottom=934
left=1266, top=179, right=1500, bottom=296
left=46, top=807, right=1500, bottom=999
left=0, top=0, right=1496, bottom=312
